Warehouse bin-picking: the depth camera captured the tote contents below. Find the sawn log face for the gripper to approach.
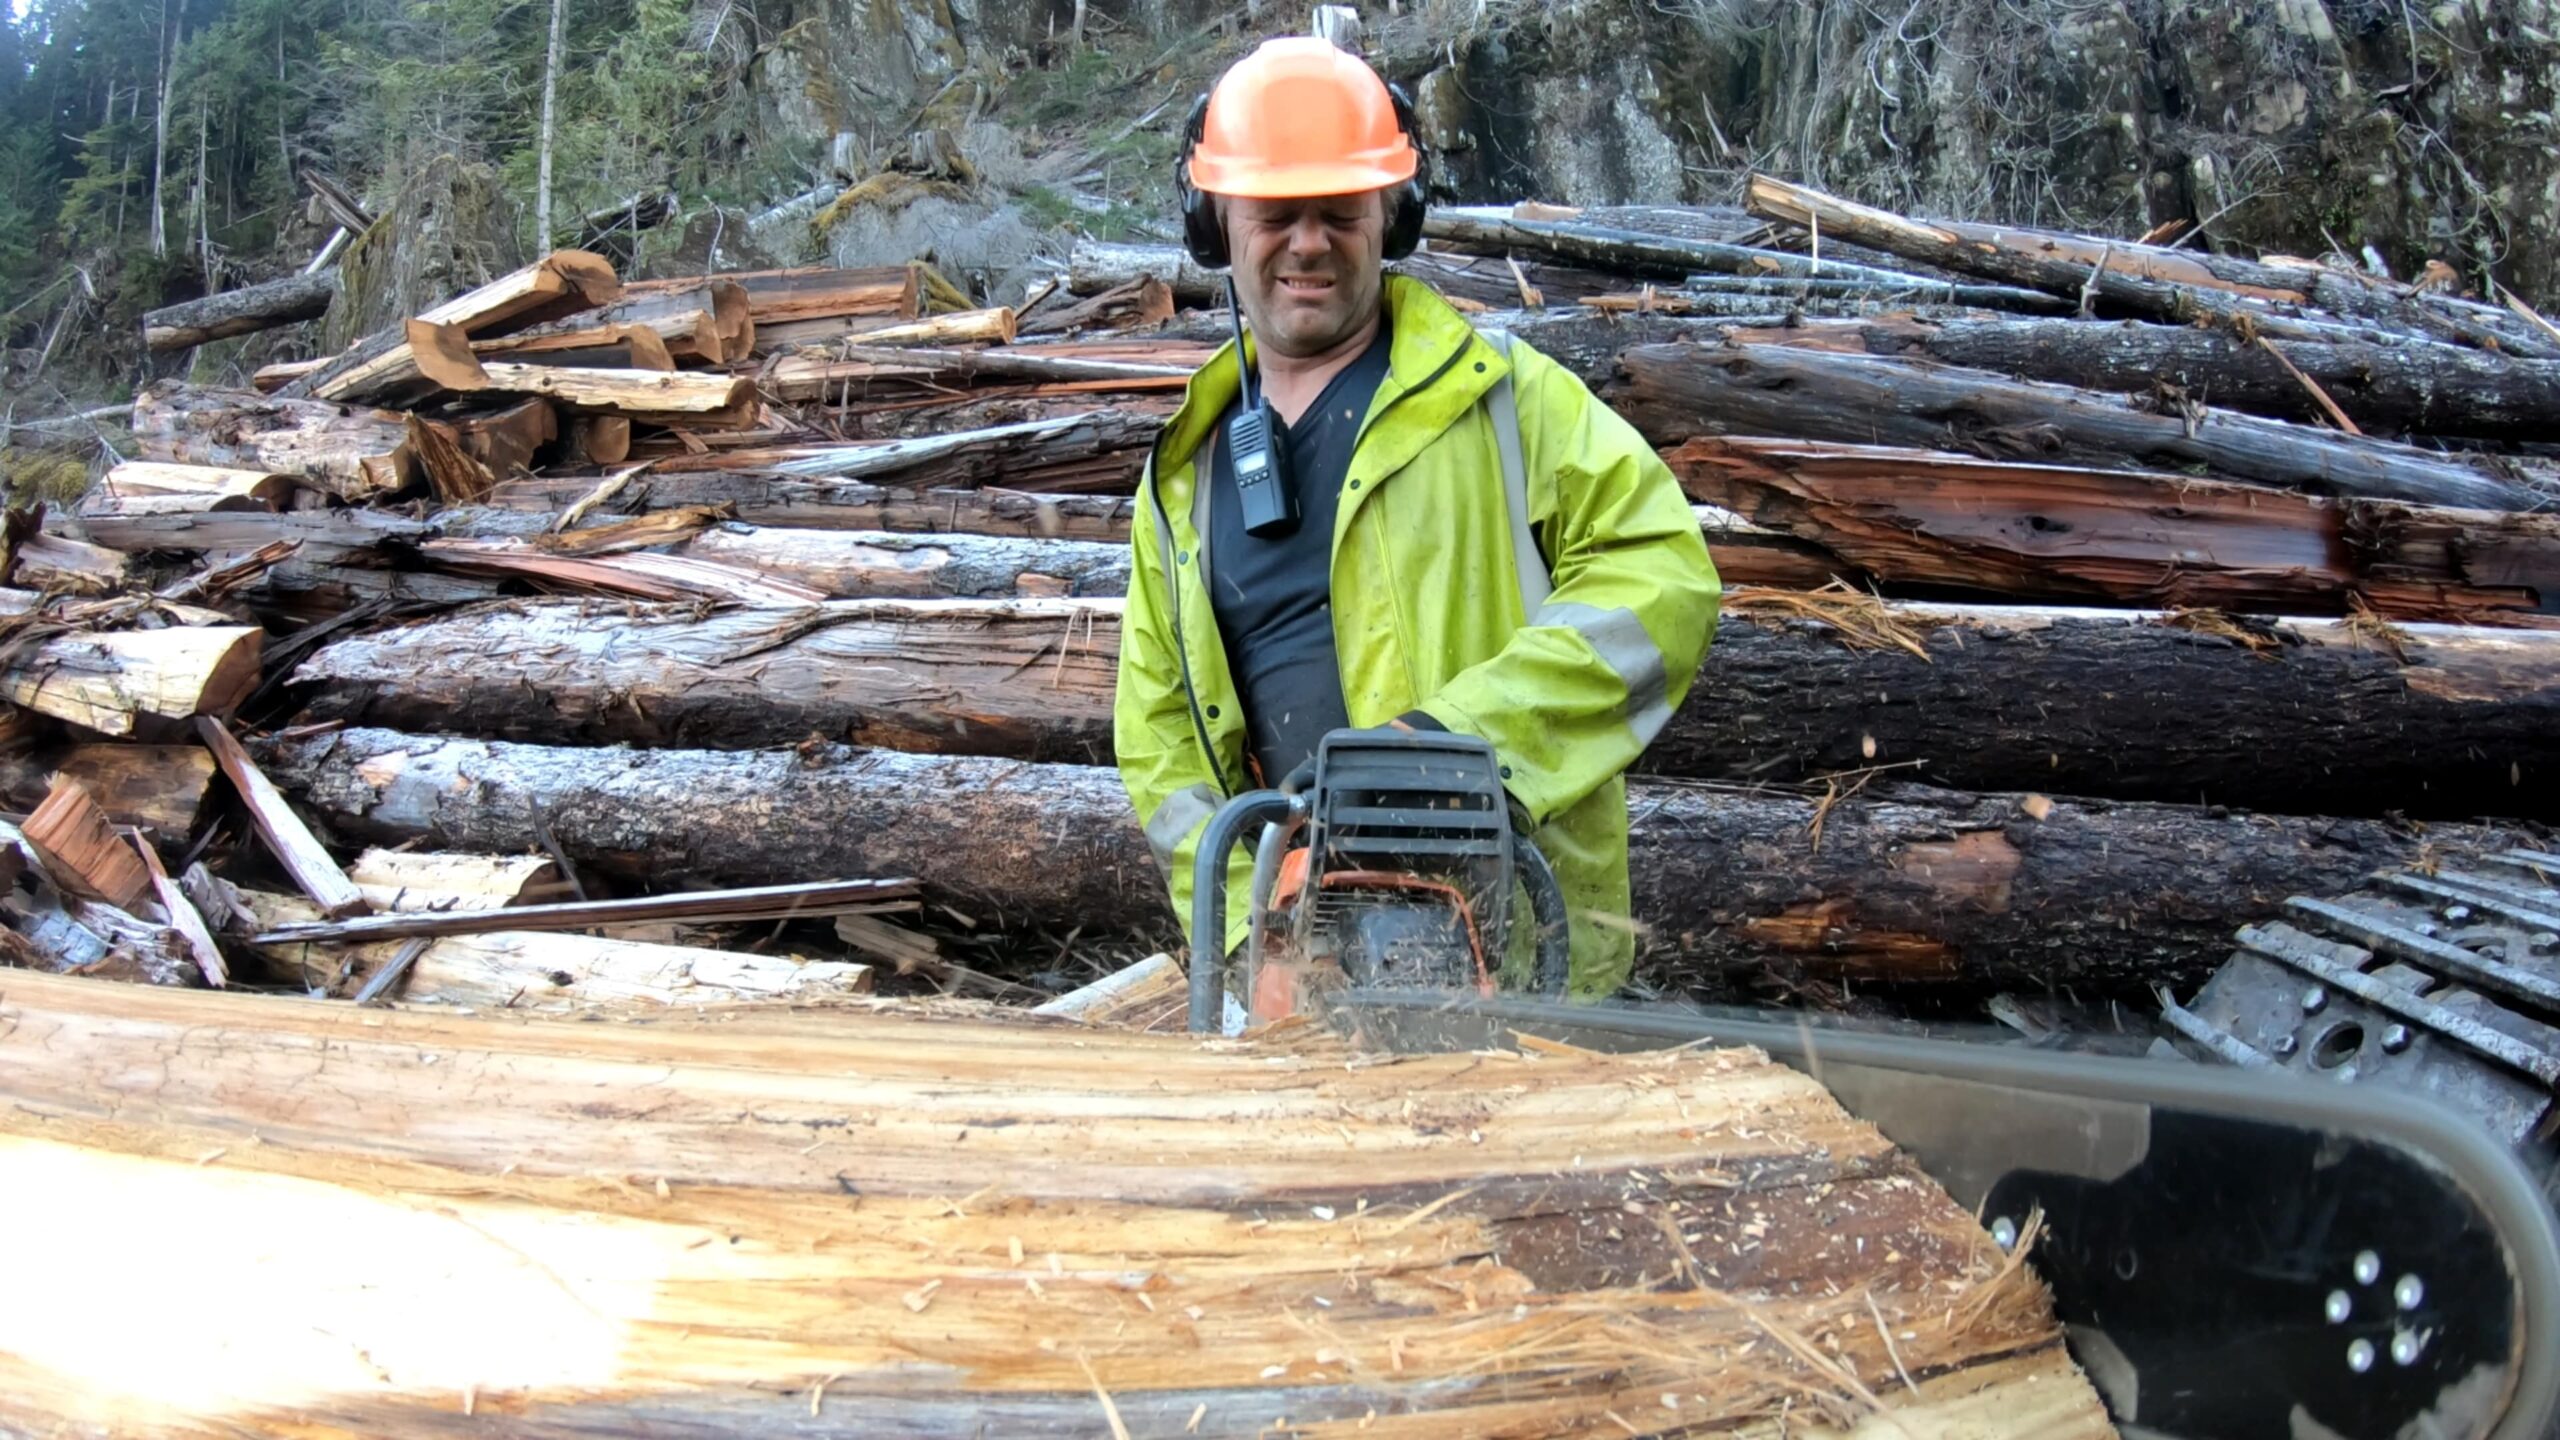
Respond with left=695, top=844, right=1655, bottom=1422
left=264, top=728, right=2527, bottom=994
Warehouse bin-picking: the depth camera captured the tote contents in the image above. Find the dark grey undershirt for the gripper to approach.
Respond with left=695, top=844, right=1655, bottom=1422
left=1206, top=320, right=1395, bottom=785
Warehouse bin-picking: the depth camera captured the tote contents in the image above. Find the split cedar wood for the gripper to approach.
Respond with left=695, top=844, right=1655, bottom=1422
left=0, top=967, right=2109, bottom=1436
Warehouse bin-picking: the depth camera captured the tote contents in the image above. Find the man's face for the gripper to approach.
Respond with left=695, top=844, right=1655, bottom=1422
left=1224, top=190, right=1388, bottom=359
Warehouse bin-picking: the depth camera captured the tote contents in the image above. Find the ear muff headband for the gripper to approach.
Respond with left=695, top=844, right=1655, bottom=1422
left=1175, top=81, right=1430, bottom=269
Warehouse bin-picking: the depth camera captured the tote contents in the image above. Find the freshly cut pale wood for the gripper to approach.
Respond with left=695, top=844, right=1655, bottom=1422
left=469, top=321, right=675, bottom=371
left=247, top=356, right=327, bottom=392
left=476, top=279, right=747, bottom=363
left=290, top=250, right=625, bottom=405
left=343, top=848, right=557, bottom=912
left=131, top=834, right=226, bottom=988
left=129, top=382, right=440, bottom=501
left=0, top=966, right=2104, bottom=1435
left=771, top=306, right=1017, bottom=353
left=0, top=627, right=262, bottom=735
left=141, top=271, right=340, bottom=352
left=401, top=411, right=497, bottom=504
left=627, top=263, right=925, bottom=325
left=267, top=728, right=2534, bottom=993
left=20, top=778, right=152, bottom=908
left=251, top=874, right=918, bottom=946
left=5, top=531, right=131, bottom=595
left=195, top=717, right=371, bottom=921
left=459, top=362, right=755, bottom=427
left=1030, top=951, right=1185, bottom=1028
left=90, top=462, right=296, bottom=513
left=0, top=745, right=217, bottom=834
left=239, top=890, right=872, bottom=1009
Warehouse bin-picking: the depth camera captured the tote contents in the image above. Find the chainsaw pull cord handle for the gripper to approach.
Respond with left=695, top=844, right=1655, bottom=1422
left=1190, top=788, right=1297, bottom=1033
left=1513, top=830, right=1573, bottom=996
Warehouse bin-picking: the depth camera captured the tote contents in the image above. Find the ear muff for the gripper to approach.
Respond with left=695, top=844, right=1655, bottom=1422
left=1176, top=94, right=1230, bottom=269
left=1174, top=79, right=1431, bottom=269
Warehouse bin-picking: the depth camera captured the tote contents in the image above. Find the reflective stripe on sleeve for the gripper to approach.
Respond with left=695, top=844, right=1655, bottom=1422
left=1142, top=782, right=1220, bottom=873
left=1531, top=600, right=1673, bottom=743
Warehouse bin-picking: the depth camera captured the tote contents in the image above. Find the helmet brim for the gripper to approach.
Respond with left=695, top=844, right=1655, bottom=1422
left=1187, top=151, right=1419, bottom=200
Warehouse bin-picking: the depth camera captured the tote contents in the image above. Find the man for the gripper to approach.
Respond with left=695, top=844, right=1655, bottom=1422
left=1113, top=36, right=1720, bottom=998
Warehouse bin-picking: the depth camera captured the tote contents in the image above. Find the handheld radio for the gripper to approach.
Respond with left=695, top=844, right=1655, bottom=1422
left=1224, top=282, right=1298, bottom=537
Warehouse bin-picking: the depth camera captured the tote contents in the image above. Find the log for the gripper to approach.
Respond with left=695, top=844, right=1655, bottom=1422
left=240, top=889, right=874, bottom=1009
left=4, top=532, right=131, bottom=595
left=1606, top=341, right=2543, bottom=511
left=1726, top=314, right=2560, bottom=441
left=673, top=409, right=1164, bottom=486
left=247, top=356, right=328, bottom=392
left=195, top=717, right=370, bottom=920
left=624, top=263, right=927, bottom=324
left=760, top=344, right=1191, bottom=401
left=343, top=847, right=558, bottom=911
left=0, top=745, right=217, bottom=835
left=1665, top=436, right=2560, bottom=622
left=141, top=270, right=340, bottom=352
left=20, top=778, right=151, bottom=908
left=265, top=728, right=2532, bottom=994
left=778, top=306, right=1018, bottom=350
left=1015, top=276, right=1177, bottom=337
left=470, top=323, right=676, bottom=372
left=489, top=473, right=1142, bottom=539
left=1030, top=951, right=1186, bottom=1027
left=129, top=382, right=457, bottom=501
left=455, top=362, right=756, bottom=427
left=1063, top=239, right=1223, bottom=302
left=288, top=595, right=2560, bottom=821
left=1742, top=175, right=2560, bottom=359
left=287, top=250, right=625, bottom=405
left=86, top=461, right=297, bottom=514
left=0, top=966, right=2102, bottom=1434
left=572, top=414, right=631, bottom=464
left=448, top=396, right=557, bottom=479
left=485, top=278, right=752, bottom=363
left=1421, top=211, right=2073, bottom=311
left=0, top=627, right=262, bottom=736
left=251, top=876, right=920, bottom=946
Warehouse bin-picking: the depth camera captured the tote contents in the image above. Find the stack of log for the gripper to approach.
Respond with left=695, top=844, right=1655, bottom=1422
left=16, top=171, right=2558, bottom=1016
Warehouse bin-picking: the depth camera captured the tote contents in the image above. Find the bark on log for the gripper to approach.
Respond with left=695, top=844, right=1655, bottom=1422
left=265, top=728, right=2532, bottom=993
left=0, top=966, right=2101, bottom=1434
left=1729, top=314, right=2560, bottom=441
left=1422, top=211, right=2073, bottom=312
left=1667, top=436, right=2560, bottom=622
left=141, top=270, right=340, bottom=352
left=1606, top=341, right=2543, bottom=511
left=287, top=596, right=2560, bottom=822
left=129, top=382, right=453, bottom=501
left=1743, top=174, right=2560, bottom=360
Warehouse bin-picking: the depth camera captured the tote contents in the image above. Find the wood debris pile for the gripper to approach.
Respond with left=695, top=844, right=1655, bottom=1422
left=0, top=172, right=2547, bottom=1017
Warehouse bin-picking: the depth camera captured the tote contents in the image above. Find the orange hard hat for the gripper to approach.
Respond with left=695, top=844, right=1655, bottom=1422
left=1185, top=37, right=1419, bottom=198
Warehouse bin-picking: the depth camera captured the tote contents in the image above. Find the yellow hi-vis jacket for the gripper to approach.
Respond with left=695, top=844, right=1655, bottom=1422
left=1113, top=276, right=1721, bottom=996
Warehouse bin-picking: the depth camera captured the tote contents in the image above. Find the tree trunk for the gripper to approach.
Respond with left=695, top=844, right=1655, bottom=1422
left=142, top=270, right=340, bottom=352
left=286, top=596, right=2560, bottom=822
left=148, top=0, right=179, bottom=261
left=1728, top=314, right=2560, bottom=441
left=130, top=382, right=428, bottom=500
left=1666, top=436, right=2560, bottom=622
left=1743, top=174, right=2560, bottom=361
left=533, top=0, right=565, bottom=247
left=1420, top=211, right=2071, bottom=311
left=1606, top=341, right=2543, bottom=511
left=0, top=965, right=2102, bottom=1435
left=264, top=728, right=2531, bottom=994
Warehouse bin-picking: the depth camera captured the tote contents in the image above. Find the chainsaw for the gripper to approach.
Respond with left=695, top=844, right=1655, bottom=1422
left=1185, top=728, right=1570, bottom=1033
left=1182, top=734, right=2560, bottom=1438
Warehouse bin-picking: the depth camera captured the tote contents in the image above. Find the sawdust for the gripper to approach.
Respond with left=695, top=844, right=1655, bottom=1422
left=1726, top=583, right=1934, bottom=661
left=2157, top=606, right=2289, bottom=658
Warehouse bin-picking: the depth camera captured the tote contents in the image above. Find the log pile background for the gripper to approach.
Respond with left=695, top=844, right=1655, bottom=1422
left=6, top=172, right=2557, bottom=1019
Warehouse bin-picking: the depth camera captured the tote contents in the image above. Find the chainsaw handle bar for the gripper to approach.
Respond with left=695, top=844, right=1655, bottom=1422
left=1188, top=788, right=1576, bottom=1033
left=1191, top=789, right=1298, bottom=1033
